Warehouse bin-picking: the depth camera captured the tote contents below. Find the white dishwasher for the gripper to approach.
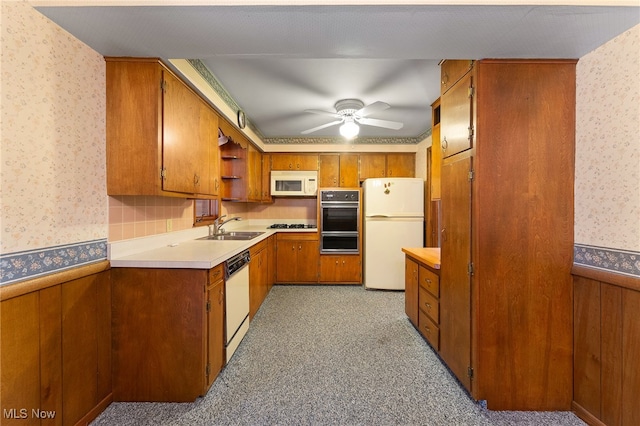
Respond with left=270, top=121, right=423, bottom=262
left=224, top=250, right=250, bottom=362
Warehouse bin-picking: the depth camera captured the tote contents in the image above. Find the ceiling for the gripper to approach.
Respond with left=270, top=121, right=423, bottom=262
left=35, top=2, right=639, bottom=144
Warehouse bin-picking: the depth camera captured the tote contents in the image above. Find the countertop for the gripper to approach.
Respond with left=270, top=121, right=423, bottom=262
left=401, top=247, right=441, bottom=270
left=108, top=221, right=317, bottom=269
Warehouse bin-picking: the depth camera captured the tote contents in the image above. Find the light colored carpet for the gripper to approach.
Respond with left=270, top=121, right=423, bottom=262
left=92, top=285, right=585, bottom=426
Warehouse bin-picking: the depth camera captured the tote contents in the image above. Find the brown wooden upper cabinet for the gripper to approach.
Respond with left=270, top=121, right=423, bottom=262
left=319, top=154, right=359, bottom=188
left=271, top=153, right=318, bottom=171
left=440, top=70, right=473, bottom=159
left=440, top=59, right=474, bottom=95
left=106, top=57, right=219, bottom=199
left=359, top=153, right=415, bottom=181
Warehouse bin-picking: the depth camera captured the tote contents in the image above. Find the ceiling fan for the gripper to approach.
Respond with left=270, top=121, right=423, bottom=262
left=301, top=99, right=404, bottom=138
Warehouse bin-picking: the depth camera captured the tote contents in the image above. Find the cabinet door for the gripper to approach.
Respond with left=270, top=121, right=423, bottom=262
left=271, top=154, right=318, bottom=171
left=276, top=240, right=298, bottom=283
left=319, top=154, right=340, bottom=187
left=440, top=155, right=472, bottom=392
left=339, top=154, right=359, bottom=187
left=359, top=154, right=386, bottom=180
left=205, top=274, right=224, bottom=391
left=405, top=258, right=419, bottom=327
left=386, top=153, right=415, bottom=177
left=249, top=249, right=265, bottom=319
left=440, top=72, right=473, bottom=159
left=261, top=154, right=272, bottom=202
left=440, top=60, right=473, bottom=94
left=202, top=104, right=219, bottom=196
left=247, top=144, right=261, bottom=202
left=162, top=70, right=202, bottom=194
left=297, top=241, right=319, bottom=283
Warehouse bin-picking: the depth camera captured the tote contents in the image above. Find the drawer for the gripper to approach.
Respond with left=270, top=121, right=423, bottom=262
left=418, top=310, right=440, bottom=351
left=419, top=286, right=439, bottom=324
left=209, top=264, right=224, bottom=283
left=418, top=266, right=439, bottom=297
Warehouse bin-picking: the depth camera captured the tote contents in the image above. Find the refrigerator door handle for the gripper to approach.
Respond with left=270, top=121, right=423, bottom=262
left=367, top=214, right=391, bottom=218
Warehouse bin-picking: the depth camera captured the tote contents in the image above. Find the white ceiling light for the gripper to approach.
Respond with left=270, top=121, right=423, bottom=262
left=339, top=119, right=360, bottom=139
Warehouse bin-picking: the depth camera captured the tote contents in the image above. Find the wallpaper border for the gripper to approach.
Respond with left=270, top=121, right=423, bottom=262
left=0, top=239, right=108, bottom=286
left=574, top=244, right=640, bottom=277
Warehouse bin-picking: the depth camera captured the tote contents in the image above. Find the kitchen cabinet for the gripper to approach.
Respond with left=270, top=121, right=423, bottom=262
left=276, top=233, right=319, bottom=283
left=318, top=154, right=359, bottom=188
left=359, top=153, right=415, bottom=180
left=250, top=238, right=271, bottom=319
left=440, top=71, right=473, bottom=159
left=572, top=267, right=640, bottom=426
left=271, top=153, right=318, bottom=171
left=0, top=263, right=111, bottom=426
left=405, top=257, right=419, bottom=327
left=261, top=153, right=273, bottom=202
left=385, top=153, right=415, bottom=177
left=438, top=59, right=576, bottom=410
left=318, top=255, right=361, bottom=284
left=111, top=265, right=224, bottom=402
left=247, top=143, right=262, bottom=202
left=106, top=57, right=219, bottom=199
left=358, top=153, right=386, bottom=179
left=440, top=59, right=474, bottom=95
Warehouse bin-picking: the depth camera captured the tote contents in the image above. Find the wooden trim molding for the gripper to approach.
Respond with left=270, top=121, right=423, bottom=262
left=0, top=260, right=111, bottom=301
left=572, top=264, right=640, bottom=292
left=572, top=401, right=607, bottom=426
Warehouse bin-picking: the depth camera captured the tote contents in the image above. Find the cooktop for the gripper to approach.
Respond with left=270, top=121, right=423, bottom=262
left=268, top=223, right=317, bottom=229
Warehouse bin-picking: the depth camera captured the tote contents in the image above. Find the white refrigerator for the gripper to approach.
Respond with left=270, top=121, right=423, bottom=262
left=363, top=178, right=424, bottom=290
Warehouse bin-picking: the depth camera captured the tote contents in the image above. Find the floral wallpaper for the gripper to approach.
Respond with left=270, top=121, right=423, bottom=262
left=0, top=2, right=107, bottom=284
left=575, top=24, right=640, bottom=253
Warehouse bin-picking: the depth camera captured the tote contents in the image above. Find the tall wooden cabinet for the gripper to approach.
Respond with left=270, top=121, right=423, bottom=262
left=106, top=58, right=219, bottom=199
left=439, top=59, right=576, bottom=410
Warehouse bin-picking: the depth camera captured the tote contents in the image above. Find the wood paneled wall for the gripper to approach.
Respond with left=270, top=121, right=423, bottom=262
left=0, top=262, right=112, bottom=426
left=572, top=265, right=640, bottom=426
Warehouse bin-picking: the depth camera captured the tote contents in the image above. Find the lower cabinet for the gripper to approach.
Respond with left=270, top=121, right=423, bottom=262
left=573, top=267, right=640, bottom=426
left=111, top=265, right=224, bottom=402
left=0, top=262, right=111, bottom=426
left=405, top=254, right=441, bottom=351
left=276, top=233, right=319, bottom=283
left=318, top=255, right=361, bottom=284
left=250, top=236, right=274, bottom=319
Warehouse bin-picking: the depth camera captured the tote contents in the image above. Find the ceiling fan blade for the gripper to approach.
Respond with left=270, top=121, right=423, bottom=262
left=355, top=101, right=390, bottom=118
left=357, top=117, right=404, bottom=130
left=300, top=120, right=343, bottom=135
left=304, top=109, right=341, bottom=119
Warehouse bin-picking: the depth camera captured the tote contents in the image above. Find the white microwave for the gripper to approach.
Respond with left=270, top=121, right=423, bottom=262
left=270, top=170, right=318, bottom=196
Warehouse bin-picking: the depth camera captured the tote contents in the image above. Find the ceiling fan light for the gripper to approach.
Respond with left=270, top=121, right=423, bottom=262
left=339, top=121, right=359, bottom=139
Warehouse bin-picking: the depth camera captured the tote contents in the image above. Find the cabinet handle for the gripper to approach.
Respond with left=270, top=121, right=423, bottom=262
left=426, top=279, right=432, bottom=284
left=425, top=303, right=431, bottom=309
left=441, top=228, right=447, bottom=241
left=289, top=163, right=293, bottom=169
left=194, top=174, right=200, bottom=185
left=441, top=137, right=448, bottom=152
left=298, top=245, right=302, bottom=250
left=442, top=73, right=449, bottom=86
left=215, top=178, right=219, bottom=190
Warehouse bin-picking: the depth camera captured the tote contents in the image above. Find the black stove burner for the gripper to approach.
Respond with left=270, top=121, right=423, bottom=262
left=268, top=223, right=316, bottom=229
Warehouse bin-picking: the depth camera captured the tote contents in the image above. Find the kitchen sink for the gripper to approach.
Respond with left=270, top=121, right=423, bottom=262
left=198, top=231, right=265, bottom=241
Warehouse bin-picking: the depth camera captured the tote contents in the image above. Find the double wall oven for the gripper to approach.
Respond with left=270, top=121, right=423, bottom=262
left=320, top=189, right=360, bottom=254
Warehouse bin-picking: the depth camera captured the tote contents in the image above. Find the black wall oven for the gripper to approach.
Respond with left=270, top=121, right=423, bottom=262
left=320, top=190, right=360, bottom=254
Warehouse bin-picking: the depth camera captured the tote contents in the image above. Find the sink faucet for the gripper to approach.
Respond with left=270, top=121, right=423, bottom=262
left=211, top=215, right=242, bottom=235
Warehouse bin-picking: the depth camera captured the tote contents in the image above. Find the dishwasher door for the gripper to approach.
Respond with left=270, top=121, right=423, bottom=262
left=225, top=263, right=250, bottom=362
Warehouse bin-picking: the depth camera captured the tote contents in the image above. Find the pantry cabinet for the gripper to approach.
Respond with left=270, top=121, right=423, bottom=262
left=438, top=59, right=576, bottom=410
left=318, top=255, right=361, bottom=284
left=106, top=57, right=219, bottom=199
left=318, top=154, right=359, bottom=188
left=111, top=265, right=224, bottom=402
left=276, top=233, right=319, bottom=283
